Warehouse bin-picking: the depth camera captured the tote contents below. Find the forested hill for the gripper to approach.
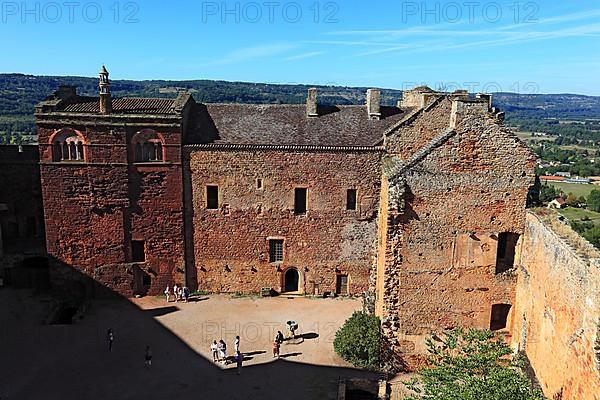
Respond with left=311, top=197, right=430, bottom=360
left=1, top=73, right=600, bottom=139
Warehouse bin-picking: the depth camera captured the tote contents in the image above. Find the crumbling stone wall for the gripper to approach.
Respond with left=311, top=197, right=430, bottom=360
left=185, top=147, right=381, bottom=294
left=512, top=212, right=600, bottom=400
left=37, top=125, right=185, bottom=297
left=377, top=98, right=536, bottom=370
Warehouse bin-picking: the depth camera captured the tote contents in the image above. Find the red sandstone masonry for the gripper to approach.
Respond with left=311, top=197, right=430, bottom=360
left=37, top=125, right=185, bottom=296
left=184, top=148, right=382, bottom=295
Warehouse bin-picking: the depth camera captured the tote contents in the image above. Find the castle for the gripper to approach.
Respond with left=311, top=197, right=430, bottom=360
left=1, top=67, right=598, bottom=399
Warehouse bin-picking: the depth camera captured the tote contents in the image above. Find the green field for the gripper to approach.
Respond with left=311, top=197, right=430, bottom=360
left=558, top=207, right=600, bottom=225
left=548, top=182, right=597, bottom=198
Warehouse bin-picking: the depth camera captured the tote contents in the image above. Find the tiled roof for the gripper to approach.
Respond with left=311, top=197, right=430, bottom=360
left=57, top=96, right=178, bottom=115
left=189, top=104, right=413, bottom=147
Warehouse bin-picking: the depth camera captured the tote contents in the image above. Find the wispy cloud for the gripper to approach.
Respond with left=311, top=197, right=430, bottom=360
left=283, top=51, right=325, bottom=61
left=201, top=43, right=296, bottom=67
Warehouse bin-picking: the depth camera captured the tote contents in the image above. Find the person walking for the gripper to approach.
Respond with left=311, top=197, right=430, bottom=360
left=235, top=351, right=243, bottom=375
left=173, top=284, right=179, bottom=302
left=145, top=345, right=153, bottom=366
left=183, top=286, right=190, bottom=302
left=210, top=340, right=219, bottom=362
left=107, top=328, right=114, bottom=352
left=219, top=339, right=227, bottom=364
left=164, top=285, right=171, bottom=302
left=234, top=335, right=240, bottom=354
left=276, top=330, right=284, bottom=344
left=272, top=336, right=280, bottom=358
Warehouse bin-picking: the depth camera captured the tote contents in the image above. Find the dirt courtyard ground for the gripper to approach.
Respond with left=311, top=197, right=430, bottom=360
left=0, top=289, right=377, bottom=400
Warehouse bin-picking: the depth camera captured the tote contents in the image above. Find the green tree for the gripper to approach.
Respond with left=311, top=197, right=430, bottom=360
left=333, top=311, right=380, bottom=370
left=539, top=184, right=558, bottom=203
left=406, top=328, right=546, bottom=400
left=588, top=190, right=600, bottom=212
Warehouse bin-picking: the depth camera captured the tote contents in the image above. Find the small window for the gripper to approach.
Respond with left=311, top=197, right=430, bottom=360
left=336, top=274, right=349, bottom=295
left=346, top=189, right=357, bottom=210
left=269, top=239, right=284, bottom=263
left=256, top=178, right=263, bottom=190
left=294, top=188, right=307, bottom=215
left=496, top=232, right=520, bottom=273
left=206, top=186, right=219, bottom=209
left=490, top=304, right=511, bottom=331
left=131, top=240, right=146, bottom=263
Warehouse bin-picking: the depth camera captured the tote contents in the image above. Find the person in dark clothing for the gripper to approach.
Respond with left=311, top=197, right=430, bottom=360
left=107, top=328, right=114, bottom=352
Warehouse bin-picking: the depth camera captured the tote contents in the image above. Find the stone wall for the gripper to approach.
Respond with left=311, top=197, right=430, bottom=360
left=512, top=211, right=600, bottom=400
left=0, top=145, right=46, bottom=271
left=377, top=98, right=536, bottom=370
left=37, top=125, right=185, bottom=297
left=185, top=147, right=382, bottom=295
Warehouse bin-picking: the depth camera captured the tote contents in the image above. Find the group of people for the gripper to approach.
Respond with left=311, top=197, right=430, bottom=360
left=164, top=284, right=190, bottom=303
left=210, top=336, right=244, bottom=374
left=107, top=328, right=153, bottom=366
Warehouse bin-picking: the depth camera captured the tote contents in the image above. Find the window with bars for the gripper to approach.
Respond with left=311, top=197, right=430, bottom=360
left=134, top=141, right=163, bottom=162
left=269, top=239, right=284, bottom=263
left=52, top=130, right=85, bottom=162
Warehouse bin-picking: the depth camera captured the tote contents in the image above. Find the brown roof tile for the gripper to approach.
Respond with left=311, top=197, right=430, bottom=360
left=188, top=104, right=413, bottom=147
left=58, top=96, right=178, bottom=115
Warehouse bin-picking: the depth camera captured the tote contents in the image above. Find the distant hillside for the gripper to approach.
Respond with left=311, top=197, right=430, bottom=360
left=1, top=73, right=600, bottom=142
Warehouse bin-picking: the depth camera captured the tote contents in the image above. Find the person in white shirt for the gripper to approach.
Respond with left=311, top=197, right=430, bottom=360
left=234, top=335, right=240, bottom=354
left=164, top=286, right=171, bottom=302
left=210, top=340, right=218, bottom=362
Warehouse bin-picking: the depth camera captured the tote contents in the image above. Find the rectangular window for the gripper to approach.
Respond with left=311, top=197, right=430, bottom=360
left=490, top=304, right=511, bottom=331
left=256, top=178, right=263, bottom=190
left=269, top=239, right=284, bottom=263
left=206, top=185, right=219, bottom=209
left=132, top=240, right=146, bottom=263
left=294, top=188, right=307, bottom=215
left=495, top=232, right=520, bottom=274
left=346, top=189, right=357, bottom=210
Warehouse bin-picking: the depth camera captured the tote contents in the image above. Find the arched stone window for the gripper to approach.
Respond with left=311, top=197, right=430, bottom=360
left=51, top=129, right=85, bottom=162
left=132, top=130, right=164, bottom=162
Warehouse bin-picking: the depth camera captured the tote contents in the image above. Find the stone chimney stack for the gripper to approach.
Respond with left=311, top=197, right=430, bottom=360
left=476, top=93, right=492, bottom=111
left=306, top=88, right=318, bottom=117
left=57, top=85, right=77, bottom=99
left=366, top=88, right=381, bottom=120
left=99, top=65, right=112, bottom=114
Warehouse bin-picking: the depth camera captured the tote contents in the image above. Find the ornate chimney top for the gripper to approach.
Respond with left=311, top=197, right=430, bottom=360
left=99, top=65, right=112, bottom=114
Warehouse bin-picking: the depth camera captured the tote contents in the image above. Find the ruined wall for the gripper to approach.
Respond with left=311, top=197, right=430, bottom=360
left=0, top=145, right=45, bottom=272
left=377, top=99, right=536, bottom=369
left=37, top=124, right=185, bottom=297
left=512, top=212, right=600, bottom=400
left=185, top=147, right=382, bottom=294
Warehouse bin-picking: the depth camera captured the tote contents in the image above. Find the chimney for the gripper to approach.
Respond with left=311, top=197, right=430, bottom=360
left=476, top=93, right=492, bottom=110
left=306, top=88, right=318, bottom=117
left=99, top=65, right=112, bottom=114
left=366, top=88, right=381, bottom=120
left=56, top=85, right=76, bottom=99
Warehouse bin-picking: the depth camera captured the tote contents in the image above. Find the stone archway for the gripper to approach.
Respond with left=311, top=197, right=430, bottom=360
left=283, top=268, right=299, bottom=293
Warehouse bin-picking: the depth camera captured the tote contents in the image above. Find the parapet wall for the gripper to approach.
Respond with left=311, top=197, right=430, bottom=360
left=513, top=211, right=600, bottom=400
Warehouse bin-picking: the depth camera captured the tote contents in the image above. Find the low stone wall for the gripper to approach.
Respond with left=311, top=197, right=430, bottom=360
left=512, top=211, right=600, bottom=399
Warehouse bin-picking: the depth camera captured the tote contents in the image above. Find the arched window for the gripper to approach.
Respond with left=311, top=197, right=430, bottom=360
left=132, top=130, right=165, bottom=163
left=51, top=129, right=85, bottom=162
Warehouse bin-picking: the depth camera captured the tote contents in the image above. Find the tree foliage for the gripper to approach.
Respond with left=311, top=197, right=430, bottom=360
left=406, top=328, right=546, bottom=400
left=333, top=311, right=380, bottom=370
left=539, top=184, right=559, bottom=203
left=587, top=190, right=600, bottom=212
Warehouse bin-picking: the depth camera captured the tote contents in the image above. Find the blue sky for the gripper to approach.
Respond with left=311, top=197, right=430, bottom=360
left=1, top=0, right=599, bottom=94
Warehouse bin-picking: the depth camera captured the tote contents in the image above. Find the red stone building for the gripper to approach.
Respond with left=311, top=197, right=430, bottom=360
left=22, top=68, right=538, bottom=367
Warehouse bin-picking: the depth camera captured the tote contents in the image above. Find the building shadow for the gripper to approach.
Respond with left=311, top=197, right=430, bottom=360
left=0, top=255, right=380, bottom=400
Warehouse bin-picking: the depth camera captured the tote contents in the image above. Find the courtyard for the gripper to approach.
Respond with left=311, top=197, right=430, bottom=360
left=0, top=289, right=377, bottom=400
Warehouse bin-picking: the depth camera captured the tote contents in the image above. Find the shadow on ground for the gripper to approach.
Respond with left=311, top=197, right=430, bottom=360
left=0, top=257, right=378, bottom=400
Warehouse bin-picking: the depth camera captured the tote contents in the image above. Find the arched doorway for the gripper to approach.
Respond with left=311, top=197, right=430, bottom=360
left=284, top=268, right=299, bottom=292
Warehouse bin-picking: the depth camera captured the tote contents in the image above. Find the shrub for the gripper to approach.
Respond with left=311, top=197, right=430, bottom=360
left=333, top=311, right=380, bottom=370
